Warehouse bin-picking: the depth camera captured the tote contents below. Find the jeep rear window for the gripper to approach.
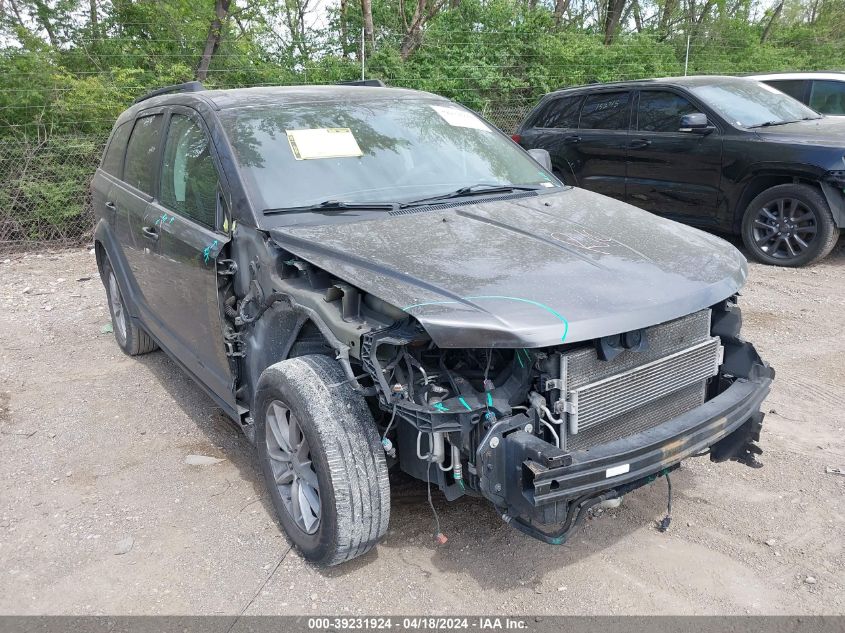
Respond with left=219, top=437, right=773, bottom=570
left=220, top=99, right=557, bottom=213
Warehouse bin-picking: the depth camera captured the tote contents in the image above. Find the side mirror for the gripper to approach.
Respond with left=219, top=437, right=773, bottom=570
left=679, top=113, right=712, bottom=134
left=527, top=148, right=552, bottom=171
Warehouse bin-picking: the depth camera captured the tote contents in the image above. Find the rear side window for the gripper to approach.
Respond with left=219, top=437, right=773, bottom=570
left=533, top=95, right=583, bottom=128
left=160, top=114, right=219, bottom=228
left=579, top=91, right=630, bottom=130
left=123, top=114, right=164, bottom=195
left=764, top=79, right=808, bottom=103
left=809, top=80, right=845, bottom=115
left=101, top=122, right=131, bottom=177
left=637, top=91, right=698, bottom=132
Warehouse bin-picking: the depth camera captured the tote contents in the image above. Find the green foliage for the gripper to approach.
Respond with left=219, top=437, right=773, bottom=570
left=0, top=0, right=843, bottom=244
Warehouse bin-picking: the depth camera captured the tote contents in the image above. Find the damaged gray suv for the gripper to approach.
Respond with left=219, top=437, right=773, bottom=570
left=91, top=81, right=774, bottom=565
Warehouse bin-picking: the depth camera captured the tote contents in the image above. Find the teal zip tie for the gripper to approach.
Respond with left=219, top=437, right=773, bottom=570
left=458, top=397, right=472, bottom=411
left=486, top=392, right=493, bottom=407
left=432, top=402, right=449, bottom=412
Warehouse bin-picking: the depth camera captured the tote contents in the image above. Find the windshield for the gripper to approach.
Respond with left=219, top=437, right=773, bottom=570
left=220, top=98, right=557, bottom=213
left=689, top=79, right=820, bottom=128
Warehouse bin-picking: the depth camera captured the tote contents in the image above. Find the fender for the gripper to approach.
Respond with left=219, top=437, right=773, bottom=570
left=93, top=218, right=143, bottom=322
left=730, top=163, right=832, bottom=231
left=820, top=181, right=845, bottom=228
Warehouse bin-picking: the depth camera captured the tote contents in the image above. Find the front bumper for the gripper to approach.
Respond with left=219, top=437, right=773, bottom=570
left=476, top=364, right=773, bottom=539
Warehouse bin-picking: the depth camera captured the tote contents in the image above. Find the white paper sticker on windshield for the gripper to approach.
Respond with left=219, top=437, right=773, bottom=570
left=286, top=128, right=363, bottom=160
left=430, top=105, right=490, bottom=131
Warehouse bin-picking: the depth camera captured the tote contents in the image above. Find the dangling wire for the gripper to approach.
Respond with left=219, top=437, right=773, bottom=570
left=427, top=455, right=447, bottom=545
left=657, top=472, right=673, bottom=533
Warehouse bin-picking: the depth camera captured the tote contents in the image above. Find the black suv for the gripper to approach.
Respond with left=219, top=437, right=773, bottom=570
left=92, top=81, right=773, bottom=565
left=515, top=75, right=845, bottom=266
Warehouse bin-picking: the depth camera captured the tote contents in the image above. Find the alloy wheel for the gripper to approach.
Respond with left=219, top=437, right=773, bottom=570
left=751, top=197, right=818, bottom=260
left=108, top=272, right=127, bottom=342
left=265, top=400, right=321, bottom=534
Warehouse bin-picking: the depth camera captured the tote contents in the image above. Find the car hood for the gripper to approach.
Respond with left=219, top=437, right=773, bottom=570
left=269, top=188, right=747, bottom=348
left=752, top=117, right=845, bottom=146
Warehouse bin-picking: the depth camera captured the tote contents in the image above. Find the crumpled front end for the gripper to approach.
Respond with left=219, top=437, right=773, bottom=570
left=362, top=295, right=773, bottom=543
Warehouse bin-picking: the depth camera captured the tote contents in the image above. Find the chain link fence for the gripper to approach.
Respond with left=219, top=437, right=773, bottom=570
left=1, top=134, right=106, bottom=252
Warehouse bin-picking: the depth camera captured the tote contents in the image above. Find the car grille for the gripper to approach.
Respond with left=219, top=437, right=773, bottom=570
left=557, top=309, right=721, bottom=451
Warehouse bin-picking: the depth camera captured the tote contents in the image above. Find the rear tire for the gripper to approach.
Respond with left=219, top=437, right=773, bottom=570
left=102, top=257, right=158, bottom=356
left=254, top=355, right=390, bottom=566
left=741, top=183, right=839, bottom=267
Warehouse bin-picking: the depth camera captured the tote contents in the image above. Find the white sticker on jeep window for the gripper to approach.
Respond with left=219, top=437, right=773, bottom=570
left=605, top=463, right=630, bottom=478
left=430, top=105, right=490, bottom=131
left=285, top=128, right=363, bottom=160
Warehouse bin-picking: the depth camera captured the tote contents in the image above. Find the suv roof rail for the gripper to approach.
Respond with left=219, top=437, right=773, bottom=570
left=337, top=79, right=386, bottom=87
left=133, top=81, right=205, bottom=105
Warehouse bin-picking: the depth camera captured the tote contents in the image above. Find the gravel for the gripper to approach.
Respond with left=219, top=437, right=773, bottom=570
left=0, top=242, right=843, bottom=615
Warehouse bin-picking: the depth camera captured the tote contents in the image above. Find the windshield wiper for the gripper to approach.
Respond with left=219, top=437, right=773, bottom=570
left=400, top=184, right=542, bottom=208
left=263, top=200, right=397, bottom=216
left=747, top=119, right=798, bottom=128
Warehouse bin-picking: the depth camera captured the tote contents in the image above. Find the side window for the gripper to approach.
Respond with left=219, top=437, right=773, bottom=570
left=809, top=80, right=845, bottom=115
left=101, top=122, right=131, bottom=177
left=579, top=91, right=631, bottom=130
left=123, top=114, right=164, bottom=194
left=534, top=95, right=583, bottom=128
left=637, top=91, right=698, bottom=133
left=765, top=79, right=808, bottom=103
left=161, top=114, right=219, bottom=228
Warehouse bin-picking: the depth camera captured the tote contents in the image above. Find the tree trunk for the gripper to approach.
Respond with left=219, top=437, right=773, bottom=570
left=340, top=0, right=349, bottom=54
left=32, top=0, right=59, bottom=47
left=89, top=0, right=97, bottom=31
left=400, top=0, right=426, bottom=60
left=553, top=0, right=572, bottom=25
left=196, top=0, right=232, bottom=82
left=361, top=0, right=374, bottom=50
left=603, top=0, right=626, bottom=45
left=632, top=0, right=643, bottom=31
left=400, top=0, right=446, bottom=60
left=659, top=0, right=676, bottom=38
left=760, top=0, right=783, bottom=43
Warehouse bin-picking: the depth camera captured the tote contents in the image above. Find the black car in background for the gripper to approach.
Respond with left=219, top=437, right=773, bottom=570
left=514, top=75, right=845, bottom=266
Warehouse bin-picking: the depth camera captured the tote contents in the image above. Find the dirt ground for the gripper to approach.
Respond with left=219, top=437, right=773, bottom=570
left=0, top=242, right=843, bottom=616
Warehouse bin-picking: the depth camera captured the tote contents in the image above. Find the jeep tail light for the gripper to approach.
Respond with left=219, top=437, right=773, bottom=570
left=511, top=134, right=521, bottom=144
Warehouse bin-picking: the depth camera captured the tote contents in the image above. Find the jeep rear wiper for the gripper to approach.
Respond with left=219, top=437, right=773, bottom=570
left=400, top=184, right=541, bottom=208
left=263, top=200, right=397, bottom=215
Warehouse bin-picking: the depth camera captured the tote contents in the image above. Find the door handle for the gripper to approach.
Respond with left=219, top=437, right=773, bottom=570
left=629, top=138, right=652, bottom=149
left=141, top=226, right=159, bottom=241
left=105, top=201, right=116, bottom=210
left=563, top=135, right=581, bottom=145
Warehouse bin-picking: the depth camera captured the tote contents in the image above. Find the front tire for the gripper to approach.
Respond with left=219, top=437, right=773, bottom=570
left=741, top=183, right=839, bottom=267
left=254, top=355, right=390, bottom=566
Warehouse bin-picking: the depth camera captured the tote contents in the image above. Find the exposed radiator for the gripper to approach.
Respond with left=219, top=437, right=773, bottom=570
left=555, top=309, right=722, bottom=450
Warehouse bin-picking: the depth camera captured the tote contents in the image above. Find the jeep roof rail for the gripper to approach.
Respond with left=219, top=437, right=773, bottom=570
left=133, top=81, right=205, bottom=105
left=337, top=79, right=386, bottom=87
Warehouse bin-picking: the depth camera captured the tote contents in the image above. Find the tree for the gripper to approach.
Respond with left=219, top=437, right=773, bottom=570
left=604, top=0, right=626, bottom=44
left=196, top=0, right=233, bottom=81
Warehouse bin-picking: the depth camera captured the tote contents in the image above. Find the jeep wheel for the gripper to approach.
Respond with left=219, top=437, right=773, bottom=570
left=102, top=257, right=158, bottom=355
left=254, top=355, right=390, bottom=566
left=741, top=183, right=839, bottom=267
